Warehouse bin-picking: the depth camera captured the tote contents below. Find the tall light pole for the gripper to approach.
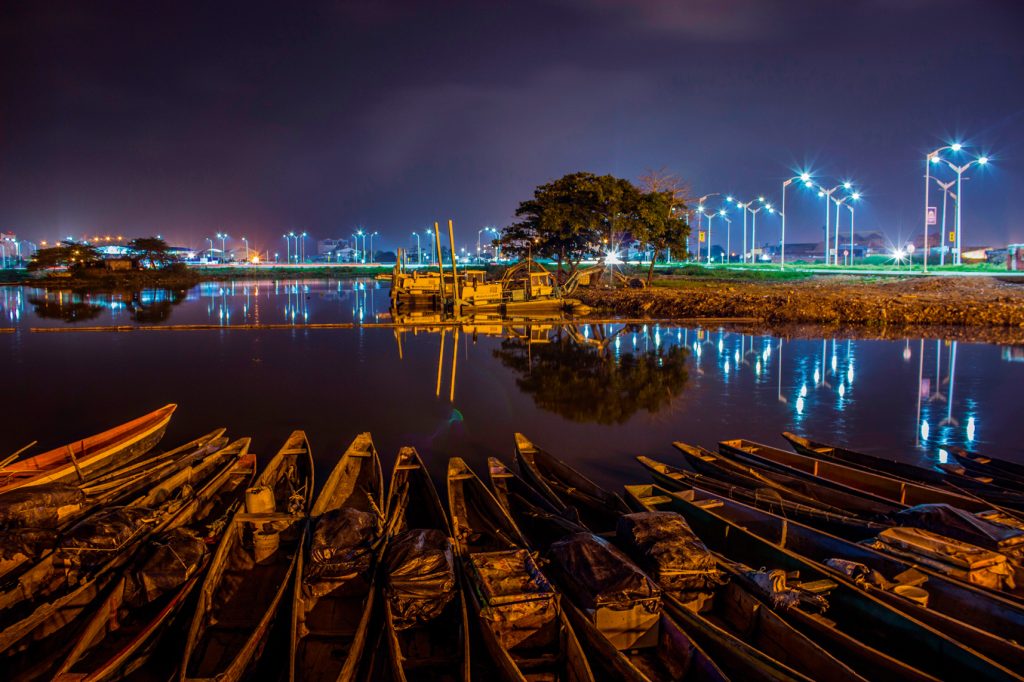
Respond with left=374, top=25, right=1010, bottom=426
left=931, top=177, right=956, bottom=266
left=217, top=232, right=228, bottom=259
left=412, top=232, right=422, bottom=265
left=241, top=236, right=249, bottom=261
left=694, top=193, right=719, bottom=262
left=780, top=173, right=811, bottom=269
left=207, top=237, right=215, bottom=260
left=809, top=183, right=842, bottom=264
left=923, top=143, right=962, bottom=272
left=424, top=229, right=435, bottom=265
left=935, top=152, right=989, bottom=265
left=301, top=232, right=308, bottom=263
left=833, top=182, right=855, bottom=264
left=368, top=231, right=378, bottom=262
left=702, top=209, right=718, bottom=264
left=718, top=209, right=732, bottom=263
left=282, top=235, right=290, bottom=263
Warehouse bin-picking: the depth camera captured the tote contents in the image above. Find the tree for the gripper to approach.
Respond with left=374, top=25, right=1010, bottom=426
left=27, top=242, right=103, bottom=271
left=127, top=237, right=178, bottom=269
left=637, top=168, right=691, bottom=285
left=634, top=190, right=690, bottom=285
left=498, top=172, right=642, bottom=276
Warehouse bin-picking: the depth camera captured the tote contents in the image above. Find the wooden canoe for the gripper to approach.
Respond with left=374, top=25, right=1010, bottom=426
left=674, top=442, right=900, bottom=519
left=498, top=448, right=865, bottom=682
left=782, top=433, right=1024, bottom=512
left=291, top=432, right=384, bottom=682
left=660, top=479, right=1024, bottom=671
left=718, top=439, right=991, bottom=512
left=950, top=446, right=1024, bottom=481
left=623, top=483, right=1021, bottom=682
left=51, top=439, right=256, bottom=681
left=182, top=431, right=314, bottom=682
left=0, top=429, right=228, bottom=587
left=489, top=456, right=741, bottom=682
left=446, top=456, right=594, bottom=682
left=513, top=432, right=628, bottom=531
left=635, top=455, right=886, bottom=542
left=0, top=433, right=246, bottom=679
left=0, top=404, right=177, bottom=493
left=383, top=446, right=470, bottom=682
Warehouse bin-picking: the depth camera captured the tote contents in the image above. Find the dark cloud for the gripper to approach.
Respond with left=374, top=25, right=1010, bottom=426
left=0, top=0, right=1021, bottom=251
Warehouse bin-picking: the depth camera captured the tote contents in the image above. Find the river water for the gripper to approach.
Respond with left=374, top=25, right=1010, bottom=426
left=1, top=279, right=1022, bottom=490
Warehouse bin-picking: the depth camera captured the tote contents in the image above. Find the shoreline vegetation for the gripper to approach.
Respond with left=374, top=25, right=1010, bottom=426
left=4, top=262, right=1024, bottom=334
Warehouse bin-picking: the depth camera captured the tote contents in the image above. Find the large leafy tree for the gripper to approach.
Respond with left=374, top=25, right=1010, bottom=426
left=27, top=242, right=103, bottom=271
left=634, top=190, right=690, bottom=285
left=498, top=172, right=642, bottom=275
left=127, top=237, right=178, bottom=268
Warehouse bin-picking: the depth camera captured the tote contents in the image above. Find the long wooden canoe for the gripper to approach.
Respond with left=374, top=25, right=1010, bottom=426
left=182, top=431, right=314, bottom=682
left=623, top=483, right=1021, bottom=682
left=291, top=432, right=384, bottom=682
left=782, top=433, right=1024, bottom=511
left=0, top=434, right=245, bottom=679
left=635, top=455, right=887, bottom=541
left=446, top=456, right=594, bottom=682
left=0, top=404, right=177, bottom=493
left=718, top=439, right=991, bottom=512
left=489, top=456, right=744, bottom=682
left=52, top=439, right=256, bottom=681
left=673, top=442, right=900, bottom=518
left=384, top=447, right=470, bottom=682
left=664, top=479, right=1024, bottom=671
left=950, top=445, right=1024, bottom=481
left=0, top=429, right=228, bottom=587
left=500, top=444, right=865, bottom=682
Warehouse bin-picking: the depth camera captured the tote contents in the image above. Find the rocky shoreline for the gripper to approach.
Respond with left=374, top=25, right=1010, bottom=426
left=576, top=275, right=1024, bottom=334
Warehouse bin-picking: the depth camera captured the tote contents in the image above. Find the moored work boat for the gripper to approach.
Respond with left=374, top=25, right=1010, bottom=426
left=291, top=432, right=384, bottom=682
left=52, top=438, right=256, bottom=682
left=446, top=456, right=594, bottom=682
left=182, top=431, right=314, bottom=682
left=383, top=447, right=470, bottom=681
left=0, top=404, right=177, bottom=493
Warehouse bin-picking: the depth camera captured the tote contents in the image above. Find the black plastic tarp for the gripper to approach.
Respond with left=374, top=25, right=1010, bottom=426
left=59, top=507, right=153, bottom=569
left=307, top=507, right=377, bottom=579
left=384, top=528, right=456, bottom=630
left=894, top=504, right=1024, bottom=552
left=549, top=532, right=660, bottom=611
left=0, top=483, right=85, bottom=528
left=616, top=511, right=724, bottom=592
left=126, top=528, right=208, bottom=607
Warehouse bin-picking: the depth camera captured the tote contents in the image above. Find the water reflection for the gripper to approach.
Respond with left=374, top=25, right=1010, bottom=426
left=25, top=289, right=187, bottom=324
left=491, top=324, right=690, bottom=424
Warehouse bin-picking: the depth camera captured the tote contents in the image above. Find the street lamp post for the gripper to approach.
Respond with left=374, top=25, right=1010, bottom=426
left=923, top=144, right=962, bottom=272
left=368, top=231, right=378, bottom=262
left=694, top=193, right=719, bottom=263
left=703, top=210, right=718, bottom=264
left=282, top=235, right=290, bottom=263
left=241, top=237, right=249, bottom=261
left=207, top=237, right=215, bottom=261
left=810, top=184, right=842, bottom=264
left=217, top=233, right=228, bottom=260
left=931, top=178, right=956, bottom=266
left=780, top=173, right=811, bottom=269
left=301, top=232, right=308, bottom=263
left=412, top=232, right=422, bottom=265
left=935, top=153, right=988, bottom=265
left=718, top=209, right=732, bottom=263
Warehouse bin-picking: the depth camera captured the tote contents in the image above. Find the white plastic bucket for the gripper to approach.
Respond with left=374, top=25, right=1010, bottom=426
left=253, top=529, right=280, bottom=563
left=245, top=486, right=275, bottom=514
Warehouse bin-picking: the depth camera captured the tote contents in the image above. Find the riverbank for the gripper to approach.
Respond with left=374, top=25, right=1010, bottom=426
left=576, top=274, right=1024, bottom=330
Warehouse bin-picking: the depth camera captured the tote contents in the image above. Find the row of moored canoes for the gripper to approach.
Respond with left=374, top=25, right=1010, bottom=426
left=2, top=406, right=1024, bottom=680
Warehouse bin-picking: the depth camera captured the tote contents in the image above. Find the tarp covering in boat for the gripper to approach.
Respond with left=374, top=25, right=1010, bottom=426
left=0, top=528, right=57, bottom=562
left=893, top=504, right=1024, bottom=553
left=125, top=527, right=208, bottom=607
left=549, top=532, right=660, bottom=611
left=307, top=507, right=377, bottom=580
left=0, top=483, right=85, bottom=528
left=616, top=511, right=724, bottom=592
left=384, top=528, right=456, bottom=630
left=865, top=526, right=1015, bottom=591
left=58, top=507, right=153, bottom=569
left=469, top=549, right=557, bottom=651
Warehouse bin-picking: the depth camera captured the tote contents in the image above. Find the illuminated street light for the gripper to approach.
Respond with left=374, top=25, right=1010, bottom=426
left=805, top=182, right=844, bottom=264
left=780, top=172, right=812, bottom=269
left=922, top=143, right=963, bottom=272
left=693, top=193, right=720, bottom=262
left=933, top=149, right=990, bottom=265
left=718, top=208, right=732, bottom=263
left=217, top=232, right=228, bottom=260
left=412, top=232, right=422, bottom=265
left=930, top=177, right=957, bottom=266
left=241, top=236, right=249, bottom=261
left=368, top=231, right=379, bottom=263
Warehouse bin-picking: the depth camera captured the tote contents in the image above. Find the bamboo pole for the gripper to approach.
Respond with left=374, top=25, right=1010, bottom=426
left=447, top=219, right=460, bottom=303
left=449, top=326, right=459, bottom=402
left=434, top=221, right=445, bottom=301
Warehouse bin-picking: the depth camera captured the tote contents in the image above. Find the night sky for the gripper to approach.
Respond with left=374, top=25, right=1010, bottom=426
left=2, top=0, right=1022, bottom=253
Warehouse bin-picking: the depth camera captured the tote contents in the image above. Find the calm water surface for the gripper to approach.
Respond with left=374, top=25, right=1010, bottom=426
left=1, top=280, right=1022, bottom=491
